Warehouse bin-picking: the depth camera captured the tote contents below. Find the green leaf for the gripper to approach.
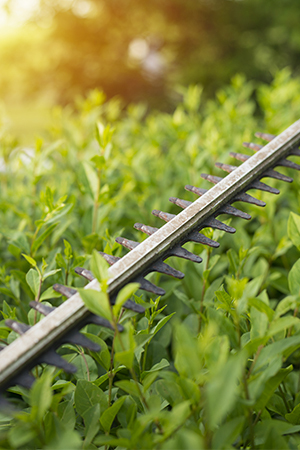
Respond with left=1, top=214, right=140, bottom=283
left=248, top=297, right=274, bottom=321
left=151, top=313, right=175, bottom=336
left=286, top=402, right=300, bottom=424
left=288, top=212, right=300, bottom=250
left=268, top=316, right=300, bottom=337
left=289, top=259, right=300, bottom=296
left=31, top=223, right=58, bottom=255
left=74, top=380, right=107, bottom=418
left=40, top=287, right=62, bottom=301
left=43, top=268, right=61, bottom=280
left=57, top=400, right=76, bottom=429
left=274, top=295, right=297, bottom=319
left=82, top=161, right=98, bottom=201
left=26, top=268, right=40, bottom=297
left=113, top=282, right=140, bottom=317
left=78, top=288, right=111, bottom=321
left=72, top=354, right=98, bottom=381
left=255, top=365, right=293, bottom=411
left=30, top=371, right=53, bottom=423
left=100, top=396, right=126, bottom=432
left=83, top=333, right=111, bottom=371
left=206, top=352, right=246, bottom=428
left=90, top=250, right=109, bottom=283
left=115, top=380, right=141, bottom=398
left=83, top=403, right=100, bottom=446
left=212, top=416, right=245, bottom=450
left=22, top=253, right=37, bottom=267
left=8, top=424, right=36, bottom=448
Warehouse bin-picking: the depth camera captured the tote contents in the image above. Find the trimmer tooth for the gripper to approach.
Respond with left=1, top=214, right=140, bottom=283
left=12, top=372, right=35, bottom=390
left=201, top=173, right=223, bottom=184
left=29, top=301, right=55, bottom=316
left=86, top=314, right=123, bottom=331
left=5, top=320, right=30, bottom=335
left=202, top=217, right=236, bottom=233
left=243, top=142, right=263, bottom=151
left=277, top=159, right=300, bottom=171
left=289, top=147, right=300, bottom=156
left=62, top=330, right=101, bottom=351
left=255, top=132, right=276, bottom=142
left=75, top=267, right=94, bottom=281
left=134, top=223, right=158, bottom=235
left=29, top=299, right=121, bottom=334
left=150, top=260, right=185, bottom=279
left=53, top=284, right=77, bottom=298
left=169, top=197, right=191, bottom=209
left=184, top=183, right=250, bottom=220
left=215, top=162, right=237, bottom=173
left=136, top=276, right=165, bottom=296
left=115, top=237, right=139, bottom=250
left=111, top=297, right=144, bottom=313
left=232, top=192, right=266, bottom=207
left=188, top=231, right=220, bottom=248
left=262, top=169, right=293, bottom=183
left=99, top=252, right=121, bottom=265
left=185, top=185, right=208, bottom=196
left=249, top=180, right=280, bottom=195
left=168, top=245, right=202, bottom=263
left=39, top=350, right=77, bottom=373
left=152, top=210, right=176, bottom=222
left=220, top=156, right=290, bottom=184
left=229, top=152, right=250, bottom=163
left=218, top=204, right=251, bottom=220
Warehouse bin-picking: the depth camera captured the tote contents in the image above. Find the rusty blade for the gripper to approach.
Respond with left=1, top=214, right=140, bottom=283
left=39, top=350, right=77, bottom=373
left=53, top=284, right=77, bottom=298
left=152, top=210, right=175, bottom=222
left=215, top=162, right=237, bottom=173
left=12, top=372, right=35, bottom=390
left=170, top=195, right=250, bottom=220
left=277, top=159, right=300, bottom=171
left=75, top=267, right=95, bottom=281
left=201, top=173, right=222, bottom=184
left=185, top=185, right=208, bottom=196
left=150, top=260, right=185, bottom=279
left=99, top=252, right=121, bottom=266
left=6, top=319, right=78, bottom=373
left=134, top=223, right=158, bottom=235
left=76, top=264, right=164, bottom=296
left=228, top=154, right=292, bottom=182
left=230, top=152, right=250, bottom=163
left=169, top=197, right=191, bottom=209
left=249, top=180, right=280, bottom=195
left=289, top=147, right=300, bottom=156
left=135, top=276, right=165, bottom=296
left=115, top=237, right=184, bottom=279
left=185, top=183, right=263, bottom=209
left=201, top=217, right=236, bottom=233
left=29, top=300, right=120, bottom=331
left=6, top=320, right=30, bottom=335
left=136, top=219, right=219, bottom=248
left=243, top=142, right=263, bottom=151
left=115, top=237, right=139, bottom=250
left=168, top=245, right=202, bottom=263
left=255, top=132, right=276, bottom=142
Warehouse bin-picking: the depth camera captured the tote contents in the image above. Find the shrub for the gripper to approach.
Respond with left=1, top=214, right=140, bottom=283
left=1, top=70, right=300, bottom=448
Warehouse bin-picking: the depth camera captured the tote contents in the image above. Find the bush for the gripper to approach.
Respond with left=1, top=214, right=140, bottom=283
left=1, top=70, right=300, bottom=448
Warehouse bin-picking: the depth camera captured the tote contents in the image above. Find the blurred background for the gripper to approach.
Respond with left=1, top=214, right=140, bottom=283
left=0, top=0, right=300, bottom=142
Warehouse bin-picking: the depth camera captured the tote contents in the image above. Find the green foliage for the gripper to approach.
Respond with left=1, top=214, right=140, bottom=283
left=2, top=71, right=300, bottom=448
